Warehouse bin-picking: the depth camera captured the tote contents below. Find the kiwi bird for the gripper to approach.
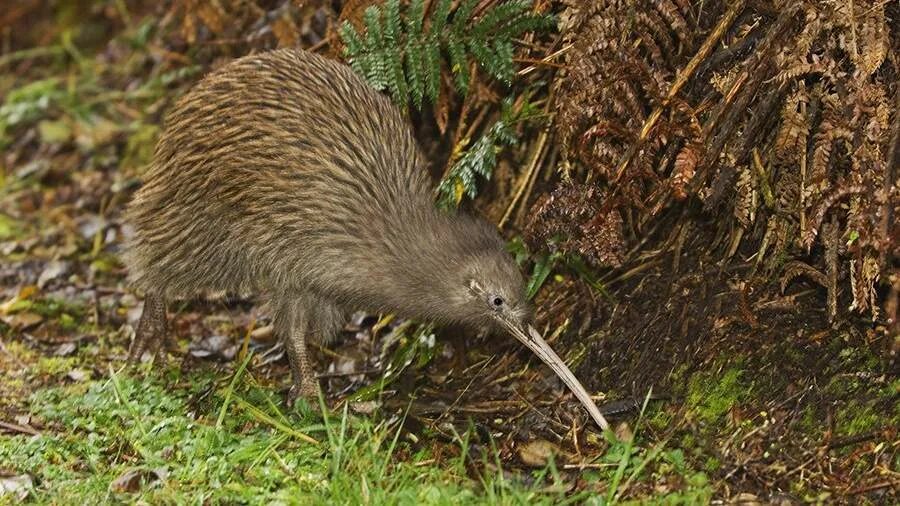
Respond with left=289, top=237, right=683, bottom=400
left=123, top=48, right=609, bottom=430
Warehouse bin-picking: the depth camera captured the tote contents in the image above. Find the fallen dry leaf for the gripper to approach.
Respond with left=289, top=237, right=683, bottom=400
left=350, top=401, right=381, bottom=415
left=54, top=342, right=77, bottom=356
left=249, top=324, right=274, bottom=342
left=518, top=439, right=566, bottom=468
left=109, top=467, right=167, bottom=494
left=110, top=469, right=143, bottom=493
left=615, top=422, right=633, bottom=443
left=188, top=334, right=238, bottom=361
left=37, top=260, right=70, bottom=289
left=66, top=368, right=91, bottom=382
left=0, top=474, right=33, bottom=501
left=0, top=285, right=38, bottom=314
left=3, top=312, right=43, bottom=330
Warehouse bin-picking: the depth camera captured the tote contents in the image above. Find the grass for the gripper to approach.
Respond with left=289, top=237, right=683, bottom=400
left=1, top=298, right=892, bottom=504
left=0, top=340, right=718, bottom=505
left=0, top=360, right=558, bottom=504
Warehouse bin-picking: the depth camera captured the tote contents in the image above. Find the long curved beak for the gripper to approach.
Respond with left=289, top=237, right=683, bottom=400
left=501, top=319, right=610, bottom=431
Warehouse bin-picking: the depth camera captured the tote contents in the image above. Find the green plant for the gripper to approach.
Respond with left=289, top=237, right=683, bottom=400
left=436, top=96, right=540, bottom=210
left=339, top=0, right=554, bottom=106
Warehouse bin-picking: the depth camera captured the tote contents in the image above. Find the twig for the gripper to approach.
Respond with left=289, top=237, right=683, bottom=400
left=316, top=368, right=383, bottom=379
left=881, top=86, right=900, bottom=266
left=429, top=356, right=493, bottom=427
left=499, top=118, right=549, bottom=228
left=511, top=388, right=570, bottom=432
left=515, top=144, right=552, bottom=228
left=826, top=431, right=880, bottom=451
left=517, top=43, right=573, bottom=77
left=0, top=420, right=40, bottom=436
left=513, top=57, right=564, bottom=69
left=562, top=462, right=618, bottom=470
left=606, top=258, right=662, bottom=285
left=824, top=218, right=839, bottom=321
left=847, top=480, right=899, bottom=496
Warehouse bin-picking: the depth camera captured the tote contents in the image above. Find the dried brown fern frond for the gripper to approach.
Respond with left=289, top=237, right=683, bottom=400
left=556, top=0, right=699, bottom=194
left=672, top=142, right=701, bottom=201
left=773, top=84, right=810, bottom=163
left=849, top=254, right=881, bottom=318
left=733, top=166, right=757, bottom=227
left=524, top=181, right=626, bottom=268
left=165, top=0, right=332, bottom=52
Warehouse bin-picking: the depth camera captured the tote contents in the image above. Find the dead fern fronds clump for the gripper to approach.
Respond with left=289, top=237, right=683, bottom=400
left=549, top=0, right=899, bottom=323
left=524, top=181, right=625, bottom=269
left=556, top=0, right=699, bottom=191
left=165, top=0, right=333, bottom=52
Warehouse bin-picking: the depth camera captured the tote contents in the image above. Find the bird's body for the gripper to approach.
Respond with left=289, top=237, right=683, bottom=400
left=127, top=49, right=494, bottom=313
left=124, top=49, right=610, bottom=430
left=125, top=49, right=524, bottom=399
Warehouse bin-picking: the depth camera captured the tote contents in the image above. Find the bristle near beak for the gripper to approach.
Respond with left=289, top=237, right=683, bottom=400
left=501, top=320, right=610, bottom=431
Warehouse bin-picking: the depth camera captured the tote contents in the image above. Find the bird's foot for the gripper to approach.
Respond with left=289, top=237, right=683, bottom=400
left=127, top=294, right=168, bottom=367
left=287, top=380, right=320, bottom=408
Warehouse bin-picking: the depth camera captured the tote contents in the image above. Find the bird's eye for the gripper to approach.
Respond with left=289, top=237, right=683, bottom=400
left=491, top=296, right=504, bottom=307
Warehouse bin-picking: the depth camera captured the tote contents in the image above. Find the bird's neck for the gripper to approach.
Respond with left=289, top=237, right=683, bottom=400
left=313, top=206, right=476, bottom=322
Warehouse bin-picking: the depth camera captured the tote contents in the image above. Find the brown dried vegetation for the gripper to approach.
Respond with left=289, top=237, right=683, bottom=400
left=525, top=181, right=626, bottom=268
left=551, top=0, right=899, bottom=327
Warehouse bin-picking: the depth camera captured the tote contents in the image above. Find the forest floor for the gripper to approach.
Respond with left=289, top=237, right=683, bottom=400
left=1, top=1, right=898, bottom=504
left=1, top=175, right=897, bottom=504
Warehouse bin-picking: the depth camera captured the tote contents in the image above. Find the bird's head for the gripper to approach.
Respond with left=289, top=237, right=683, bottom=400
left=453, top=248, right=530, bottom=332
left=428, top=216, right=609, bottom=431
left=391, top=212, right=609, bottom=431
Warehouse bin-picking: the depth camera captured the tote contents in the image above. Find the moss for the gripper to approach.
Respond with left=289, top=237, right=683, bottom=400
left=685, top=366, right=747, bottom=428
left=797, top=404, right=823, bottom=437
left=59, top=312, right=78, bottom=331
left=0, top=213, right=23, bottom=240
left=647, top=408, right=674, bottom=432
left=34, top=356, right=78, bottom=376
left=3, top=340, right=36, bottom=361
left=669, top=364, right=691, bottom=385
left=703, top=457, right=720, bottom=473
left=834, top=402, right=881, bottom=437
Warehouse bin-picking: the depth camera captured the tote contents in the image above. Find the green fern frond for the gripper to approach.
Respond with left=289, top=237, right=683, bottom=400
left=404, top=0, right=426, bottom=105
left=447, top=39, right=470, bottom=94
left=423, top=39, right=442, bottom=102
left=472, top=1, right=530, bottom=36
left=339, top=0, right=554, bottom=106
left=430, top=0, right=453, bottom=35
left=436, top=97, right=541, bottom=210
left=382, top=0, right=407, bottom=100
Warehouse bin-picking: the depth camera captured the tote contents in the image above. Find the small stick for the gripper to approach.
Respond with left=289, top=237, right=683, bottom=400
left=500, top=124, right=549, bottom=228
left=0, top=420, right=40, bottom=436
left=847, top=481, right=899, bottom=496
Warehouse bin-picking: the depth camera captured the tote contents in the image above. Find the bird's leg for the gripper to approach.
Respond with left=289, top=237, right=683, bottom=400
left=278, top=298, right=320, bottom=405
left=128, top=293, right=168, bottom=364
